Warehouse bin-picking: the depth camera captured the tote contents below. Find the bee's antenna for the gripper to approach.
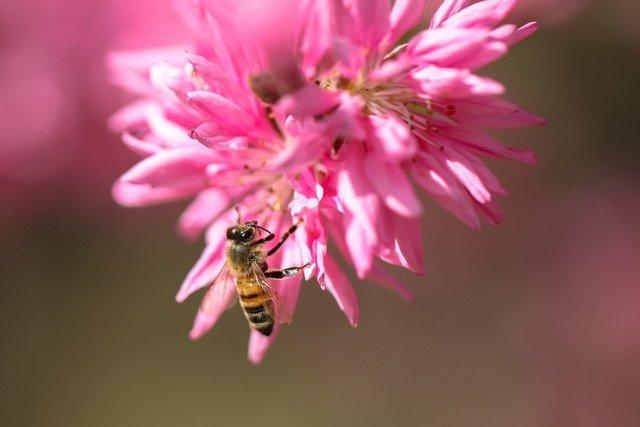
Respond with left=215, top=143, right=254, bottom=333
left=234, top=206, right=242, bottom=223
left=253, top=224, right=272, bottom=235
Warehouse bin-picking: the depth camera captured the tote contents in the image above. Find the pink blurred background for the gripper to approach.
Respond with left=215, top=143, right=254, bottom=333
left=2, top=1, right=639, bottom=426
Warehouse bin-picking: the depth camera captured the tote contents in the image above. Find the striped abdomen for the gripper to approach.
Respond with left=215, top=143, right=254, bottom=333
left=236, top=275, right=274, bottom=336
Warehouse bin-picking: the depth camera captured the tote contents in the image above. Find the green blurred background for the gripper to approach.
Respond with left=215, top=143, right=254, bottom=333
left=2, top=1, right=639, bottom=426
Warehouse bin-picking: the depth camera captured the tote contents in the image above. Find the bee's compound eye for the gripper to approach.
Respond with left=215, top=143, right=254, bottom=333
left=226, top=227, right=235, bottom=239
left=240, top=228, right=254, bottom=241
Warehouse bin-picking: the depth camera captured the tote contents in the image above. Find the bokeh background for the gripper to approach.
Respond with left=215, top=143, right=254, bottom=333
left=2, top=1, right=639, bottom=426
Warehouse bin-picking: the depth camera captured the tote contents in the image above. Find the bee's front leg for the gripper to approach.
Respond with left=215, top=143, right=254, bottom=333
left=264, top=263, right=310, bottom=279
left=266, top=220, right=303, bottom=257
left=253, top=229, right=275, bottom=245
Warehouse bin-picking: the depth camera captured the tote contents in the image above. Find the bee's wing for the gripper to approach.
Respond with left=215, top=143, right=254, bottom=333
left=250, top=262, right=292, bottom=324
left=206, top=261, right=237, bottom=311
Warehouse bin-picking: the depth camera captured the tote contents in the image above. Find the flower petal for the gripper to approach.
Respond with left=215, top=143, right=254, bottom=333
left=186, top=91, right=260, bottom=137
left=376, top=208, right=425, bottom=274
left=175, top=223, right=229, bottom=303
left=443, top=0, right=517, bottom=29
left=337, top=148, right=379, bottom=278
left=411, top=151, right=481, bottom=229
left=112, top=147, right=215, bottom=207
left=323, top=256, right=360, bottom=326
left=388, top=0, right=427, bottom=46
left=342, top=0, right=391, bottom=49
left=299, top=0, right=336, bottom=76
left=367, top=262, right=415, bottom=302
left=412, top=65, right=505, bottom=98
left=430, top=0, right=469, bottom=28
left=365, top=154, right=422, bottom=218
left=188, top=276, right=237, bottom=340
left=177, top=189, right=231, bottom=240
left=369, top=114, right=417, bottom=160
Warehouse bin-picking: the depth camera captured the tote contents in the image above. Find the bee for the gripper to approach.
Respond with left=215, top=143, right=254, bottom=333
left=203, top=210, right=308, bottom=336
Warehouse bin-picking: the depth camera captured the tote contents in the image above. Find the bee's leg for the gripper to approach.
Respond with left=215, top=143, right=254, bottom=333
left=267, top=220, right=302, bottom=257
left=264, top=263, right=309, bottom=279
left=253, top=229, right=275, bottom=245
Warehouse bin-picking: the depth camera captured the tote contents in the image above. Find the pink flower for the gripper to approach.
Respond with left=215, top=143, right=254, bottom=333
left=270, top=0, right=544, bottom=263
left=110, top=0, right=544, bottom=363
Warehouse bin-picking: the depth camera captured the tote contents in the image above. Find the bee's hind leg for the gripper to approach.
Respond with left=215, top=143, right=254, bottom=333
left=264, top=263, right=310, bottom=279
left=266, top=220, right=303, bottom=257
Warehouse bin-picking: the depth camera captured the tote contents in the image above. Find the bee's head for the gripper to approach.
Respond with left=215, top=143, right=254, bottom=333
left=226, top=223, right=256, bottom=243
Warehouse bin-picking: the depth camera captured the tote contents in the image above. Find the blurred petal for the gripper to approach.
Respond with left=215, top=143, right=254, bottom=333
left=443, top=0, right=517, bottom=29
left=369, top=114, right=417, bottom=160
left=343, top=0, right=391, bottom=49
left=175, top=229, right=227, bottom=303
left=367, top=262, right=415, bottom=302
left=411, top=152, right=481, bottom=229
left=323, top=256, right=360, bottom=326
left=188, top=277, right=237, bottom=340
left=177, top=189, right=230, bottom=240
left=431, top=0, right=469, bottom=28
left=112, top=148, right=216, bottom=207
left=365, top=155, right=422, bottom=218
left=337, top=148, right=379, bottom=278
left=388, top=0, right=427, bottom=45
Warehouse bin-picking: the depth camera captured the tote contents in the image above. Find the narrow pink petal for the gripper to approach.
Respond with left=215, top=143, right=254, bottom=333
left=409, top=27, right=486, bottom=64
left=299, top=0, right=335, bottom=76
left=176, top=218, right=230, bottom=303
left=323, top=256, right=360, bottom=327
left=343, top=212, right=375, bottom=279
left=343, top=0, right=392, bottom=49
left=448, top=97, right=547, bottom=129
left=145, top=104, right=195, bottom=147
left=121, top=133, right=160, bottom=157
left=188, top=278, right=237, bottom=340
left=411, top=152, right=481, bottom=229
left=365, top=155, right=422, bottom=218
left=247, top=328, right=280, bottom=365
left=388, top=0, right=427, bottom=45
left=412, top=65, right=505, bottom=98
left=474, top=198, right=504, bottom=225
left=430, top=0, right=469, bottom=28
left=186, top=91, right=257, bottom=136
left=443, top=0, right=517, bottom=29
left=337, top=150, right=379, bottom=278
left=410, top=25, right=512, bottom=70
left=507, top=22, right=539, bottom=46
left=175, top=236, right=227, bottom=303
left=108, top=99, right=152, bottom=133
left=177, top=189, right=230, bottom=240
left=440, top=127, right=536, bottom=164
left=454, top=150, right=508, bottom=195
left=107, top=47, right=188, bottom=95
left=112, top=148, right=215, bottom=207
left=367, top=263, right=415, bottom=302
left=369, top=115, right=417, bottom=160
left=275, top=85, right=340, bottom=119
left=376, top=208, right=425, bottom=274
left=434, top=136, right=509, bottom=196
left=369, top=57, right=413, bottom=81
left=445, top=156, right=492, bottom=204
left=391, top=216, right=425, bottom=275
left=330, top=38, right=367, bottom=80
left=238, top=0, right=305, bottom=93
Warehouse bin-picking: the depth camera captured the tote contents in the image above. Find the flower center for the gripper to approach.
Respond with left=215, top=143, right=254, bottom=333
left=318, top=74, right=456, bottom=151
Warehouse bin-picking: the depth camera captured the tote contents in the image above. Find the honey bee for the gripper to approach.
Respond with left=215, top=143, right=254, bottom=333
left=204, top=210, right=307, bottom=336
